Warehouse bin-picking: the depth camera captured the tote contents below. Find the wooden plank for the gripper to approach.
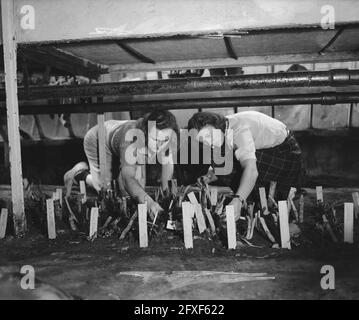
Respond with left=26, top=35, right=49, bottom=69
left=89, top=207, right=99, bottom=239
left=278, top=201, right=291, bottom=249
left=1, top=0, right=26, bottom=237
left=182, top=202, right=194, bottom=249
left=0, top=208, right=8, bottom=239
left=46, top=199, right=56, bottom=239
left=259, top=187, right=269, bottom=215
left=138, top=203, right=148, bottom=248
left=352, top=192, right=359, bottom=219
left=97, top=113, right=107, bottom=189
left=316, top=186, right=323, bottom=202
left=110, top=52, right=359, bottom=73
left=344, top=203, right=354, bottom=244
left=194, top=204, right=207, bottom=234
left=210, top=188, right=218, bottom=206
left=79, top=181, right=87, bottom=204
left=225, top=205, right=237, bottom=250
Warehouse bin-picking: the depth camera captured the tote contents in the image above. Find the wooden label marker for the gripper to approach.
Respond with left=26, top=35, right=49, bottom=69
left=182, top=202, right=194, bottom=249
left=79, top=181, right=87, bottom=204
left=187, top=192, right=199, bottom=205
left=89, top=207, right=99, bottom=239
left=344, top=203, right=354, bottom=244
left=226, top=205, right=237, bottom=249
left=278, top=201, right=291, bottom=250
left=0, top=208, right=8, bottom=239
left=138, top=203, right=148, bottom=248
left=210, top=188, right=218, bottom=206
left=194, top=204, right=207, bottom=234
left=352, top=192, right=359, bottom=219
left=259, top=187, right=269, bottom=215
left=316, top=186, right=323, bottom=203
left=46, top=199, right=56, bottom=240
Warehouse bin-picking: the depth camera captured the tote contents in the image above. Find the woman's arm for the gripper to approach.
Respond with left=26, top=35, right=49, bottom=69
left=235, top=158, right=258, bottom=200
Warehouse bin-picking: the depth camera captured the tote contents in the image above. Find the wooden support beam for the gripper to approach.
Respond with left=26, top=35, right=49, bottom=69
left=138, top=203, right=148, bottom=248
left=224, top=37, right=238, bottom=60
left=89, top=207, right=99, bottom=239
left=182, top=202, right=194, bottom=249
left=46, top=198, right=56, bottom=239
left=1, top=0, right=26, bottom=237
left=0, top=208, right=8, bottom=239
left=344, top=203, right=354, bottom=244
left=97, top=114, right=107, bottom=189
left=278, top=201, right=291, bottom=250
left=225, top=205, right=237, bottom=250
left=116, top=41, right=155, bottom=64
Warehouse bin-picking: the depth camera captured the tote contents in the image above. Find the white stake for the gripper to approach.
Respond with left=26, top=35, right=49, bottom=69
left=138, top=203, right=148, bottom=248
left=278, top=201, right=291, bottom=249
left=194, top=204, right=207, bottom=234
left=344, top=203, right=354, bottom=244
left=0, top=208, right=8, bottom=239
left=187, top=192, right=199, bottom=205
left=89, top=207, right=99, bottom=239
left=259, top=187, right=269, bottom=215
left=46, top=199, right=56, bottom=240
left=80, top=181, right=87, bottom=204
left=316, top=186, right=323, bottom=203
left=210, top=188, right=218, bottom=206
left=182, top=202, right=194, bottom=249
left=226, top=205, right=237, bottom=249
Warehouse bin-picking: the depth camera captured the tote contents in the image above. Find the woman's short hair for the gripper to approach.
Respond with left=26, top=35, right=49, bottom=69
left=188, top=112, right=227, bottom=133
left=141, top=110, right=179, bottom=135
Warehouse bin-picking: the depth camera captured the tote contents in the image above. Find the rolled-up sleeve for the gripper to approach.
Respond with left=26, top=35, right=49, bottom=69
left=233, top=127, right=257, bottom=163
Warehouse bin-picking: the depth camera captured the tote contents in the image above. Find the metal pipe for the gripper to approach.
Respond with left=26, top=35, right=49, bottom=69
left=2, top=91, right=359, bottom=115
left=2, top=69, right=359, bottom=101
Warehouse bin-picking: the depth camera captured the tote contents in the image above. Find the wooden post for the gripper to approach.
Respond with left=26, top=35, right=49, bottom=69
left=352, top=192, right=359, bottom=219
left=1, top=0, right=26, bottom=237
left=316, top=186, right=323, bottom=203
left=182, top=202, right=194, bottom=249
left=80, top=181, right=87, bottom=204
left=344, top=203, right=354, bottom=244
left=46, top=199, right=56, bottom=240
left=259, top=187, right=269, bottom=215
left=194, top=204, right=207, bottom=234
left=89, top=207, right=99, bottom=239
left=278, top=201, right=291, bottom=249
left=97, top=113, right=107, bottom=189
left=226, top=205, right=237, bottom=249
left=56, top=188, right=63, bottom=207
left=138, top=203, right=148, bottom=248
left=0, top=208, right=8, bottom=239
left=210, top=188, right=218, bottom=206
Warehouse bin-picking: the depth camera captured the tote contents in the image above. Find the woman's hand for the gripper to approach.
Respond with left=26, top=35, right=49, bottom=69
left=147, top=198, right=164, bottom=220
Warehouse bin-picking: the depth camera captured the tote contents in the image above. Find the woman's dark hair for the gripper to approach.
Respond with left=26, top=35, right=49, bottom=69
left=188, top=112, right=227, bottom=133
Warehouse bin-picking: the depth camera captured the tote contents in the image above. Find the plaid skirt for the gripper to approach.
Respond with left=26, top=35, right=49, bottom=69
left=214, top=132, right=305, bottom=199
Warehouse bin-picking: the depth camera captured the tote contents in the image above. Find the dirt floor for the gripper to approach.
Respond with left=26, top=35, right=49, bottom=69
left=0, top=187, right=359, bottom=300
